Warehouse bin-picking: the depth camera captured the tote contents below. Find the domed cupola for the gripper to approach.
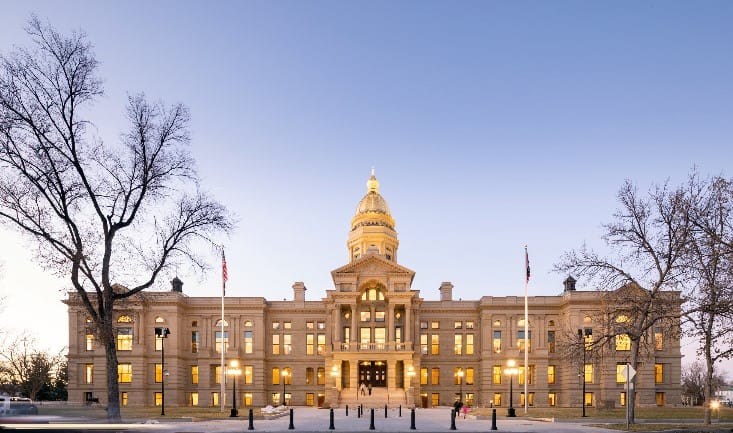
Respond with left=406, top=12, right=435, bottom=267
left=347, top=169, right=399, bottom=263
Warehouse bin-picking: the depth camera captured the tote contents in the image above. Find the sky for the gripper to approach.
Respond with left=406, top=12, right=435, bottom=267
left=1, top=1, right=732, bottom=371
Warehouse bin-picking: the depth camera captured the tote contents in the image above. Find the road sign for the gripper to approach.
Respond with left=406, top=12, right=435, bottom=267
left=621, top=364, right=637, bottom=381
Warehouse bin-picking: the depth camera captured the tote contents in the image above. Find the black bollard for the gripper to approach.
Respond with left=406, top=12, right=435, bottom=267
left=491, top=408, right=498, bottom=430
left=385, top=404, right=388, bottom=418
left=369, top=408, right=375, bottom=430
left=329, top=407, right=335, bottom=430
left=410, top=407, right=416, bottom=430
left=248, top=408, right=254, bottom=430
left=358, top=405, right=361, bottom=418
left=346, top=404, right=349, bottom=416
left=399, top=404, right=402, bottom=417
left=450, top=409, right=457, bottom=430
left=288, top=408, right=294, bottom=430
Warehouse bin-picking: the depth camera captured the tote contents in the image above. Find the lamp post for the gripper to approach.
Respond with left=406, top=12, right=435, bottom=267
left=455, top=369, right=464, bottom=404
left=578, top=329, right=587, bottom=417
left=155, top=327, right=170, bottom=416
left=282, top=369, right=290, bottom=406
left=228, top=360, right=242, bottom=417
left=504, top=359, right=518, bottom=417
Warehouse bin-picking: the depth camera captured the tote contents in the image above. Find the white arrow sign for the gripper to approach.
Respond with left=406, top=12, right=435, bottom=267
left=621, top=364, right=637, bottom=381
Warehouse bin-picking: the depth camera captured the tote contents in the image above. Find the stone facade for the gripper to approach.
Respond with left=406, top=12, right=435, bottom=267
left=64, top=170, right=681, bottom=409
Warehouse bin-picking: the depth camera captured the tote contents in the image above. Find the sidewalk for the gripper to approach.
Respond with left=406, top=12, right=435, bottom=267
left=143, top=407, right=622, bottom=433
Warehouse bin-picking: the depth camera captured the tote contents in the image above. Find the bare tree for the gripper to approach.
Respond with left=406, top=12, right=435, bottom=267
left=681, top=359, right=727, bottom=406
left=555, top=180, right=688, bottom=423
left=0, top=18, right=232, bottom=420
left=683, top=174, right=733, bottom=423
left=0, top=333, right=63, bottom=400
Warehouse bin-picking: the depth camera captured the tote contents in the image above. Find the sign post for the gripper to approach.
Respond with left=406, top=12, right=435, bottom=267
left=621, top=363, right=636, bottom=430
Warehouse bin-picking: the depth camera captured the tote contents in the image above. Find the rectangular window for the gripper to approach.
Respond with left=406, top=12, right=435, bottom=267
left=493, top=393, right=502, bottom=407
left=493, top=366, right=502, bottom=384
left=84, top=364, right=93, bottom=384
left=431, top=393, right=440, bottom=407
left=272, top=367, right=281, bottom=385
left=466, top=334, right=474, bottom=355
left=519, top=392, right=535, bottom=407
left=282, top=368, right=292, bottom=385
left=518, top=365, right=533, bottom=385
left=547, top=365, right=555, bottom=384
left=317, top=321, right=326, bottom=330
left=493, top=330, right=501, bottom=353
left=420, top=334, right=428, bottom=355
left=214, top=366, right=222, bottom=384
left=272, top=322, right=280, bottom=330
left=118, top=363, right=132, bottom=383
left=420, top=321, right=428, bottom=329
left=317, top=367, right=325, bottom=385
left=155, top=336, right=163, bottom=351
left=518, top=330, right=531, bottom=352
left=85, top=334, right=94, bottom=351
left=360, top=310, right=371, bottom=322
left=431, top=335, right=440, bottom=355
left=420, top=367, right=428, bottom=385
left=361, top=327, right=371, bottom=349
left=655, top=363, right=664, bottom=383
left=117, top=328, right=133, bottom=351
left=547, top=330, right=555, bottom=353
left=215, top=331, right=229, bottom=353
left=155, top=363, right=163, bottom=383
left=466, top=321, right=474, bottom=329
left=244, top=393, right=252, bottom=406
left=212, top=392, right=219, bottom=407
left=616, top=364, right=626, bottom=383
left=243, top=365, right=252, bottom=384
left=343, top=327, right=351, bottom=343
left=374, top=328, right=386, bottom=348
left=615, top=334, right=631, bottom=351
left=584, top=364, right=593, bottom=384
left=244, top=331, right=253, bottom=354
left=375, top=311, right=385, bottom=322
left=191, top=331, right=200, bottom=353
left=120, top=392, right=128, bottom=406
left=465, top=393, right=474, bottom=407
left=431, top=321, right=440, bottom=329
left=620, top=392, right=626, bottom=407
left=306, top=393, right=314, bottom=406
left=272, top=334, right=281, bottom=355
left=454, top=321, right=462, bottom=329
left=190, top=392, right=199, bottom=406
left=395, top=326, right=402, bottom=343
left=306, top=321, right=314, bottom=330
left=431, top=367, right=440, bottom=385
left=284, top=321, right=291, bottom=329
left=583, top=328, right=593, bottom=349
left=454, top=367, right=463, bottom=385
left=306, top=367, right=314, bottom=385
left=317, top=334, right=326, bottom=354
left=466, top=367, right=474, bottom=385
left=584, top=392, right=593, bottom=407
left=155, top=392, right=162, bottom=406
left=191, top=366, right=199, bottom=384
left=283, top=334, right=292, bottom=355
left=454, top=334, right=462, bottom=355
left=548, top=392, right=557, bottom=407
left=306, top=334, right=315, bottom=355
left=654, top=328, right=664, bottom=350
left=656, top=392, right=665, bottom=406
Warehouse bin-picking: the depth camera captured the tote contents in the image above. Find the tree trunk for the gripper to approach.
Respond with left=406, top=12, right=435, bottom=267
left=628, top=339, right=640, bottom=425
left=704, top=348, right=713, bottom=425
left=100, top=320, right=121, bottom=422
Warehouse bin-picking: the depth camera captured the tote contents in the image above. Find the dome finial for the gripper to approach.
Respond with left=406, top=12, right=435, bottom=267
left=366, top=167, right=379, bottom=193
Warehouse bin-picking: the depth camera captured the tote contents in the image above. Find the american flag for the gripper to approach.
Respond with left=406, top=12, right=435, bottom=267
left=222, top=249, right=228, bottom=296
left=525, top=246, right=530, bottom=283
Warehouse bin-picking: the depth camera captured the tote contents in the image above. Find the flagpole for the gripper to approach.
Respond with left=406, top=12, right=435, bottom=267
left=524, top=245, right=529, bottom=414
left=220, top=247, right=227, bottom=412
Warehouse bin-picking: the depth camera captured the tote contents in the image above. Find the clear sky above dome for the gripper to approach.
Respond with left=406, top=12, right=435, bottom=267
left=0, top=1, right=732, bottom=371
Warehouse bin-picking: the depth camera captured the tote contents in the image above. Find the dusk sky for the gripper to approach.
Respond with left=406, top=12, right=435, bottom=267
left=1, top=1, right=732, bottom=371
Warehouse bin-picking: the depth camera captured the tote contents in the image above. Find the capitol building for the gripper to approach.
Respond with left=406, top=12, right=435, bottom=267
left=65, top=171, right=681, bottom=409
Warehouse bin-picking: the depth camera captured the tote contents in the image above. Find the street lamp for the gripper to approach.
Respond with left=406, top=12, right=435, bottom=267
left=455, top=369, right=464, bottom=404
left=155, top=327, right=170, bottom=416
left=578, top=329, right=588, bottom=417
left=282, top=369, right=290, bottom=406
left=504, top=359, right=518, bottom=417
left=228, top=360, right=242, bottom=417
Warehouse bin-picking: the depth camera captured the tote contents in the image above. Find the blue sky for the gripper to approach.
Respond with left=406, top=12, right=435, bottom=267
left=1, top=1, right=732, bottom=368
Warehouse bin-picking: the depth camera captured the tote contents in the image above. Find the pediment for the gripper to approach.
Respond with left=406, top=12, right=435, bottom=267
left=331, top=254, right=415, bottom=280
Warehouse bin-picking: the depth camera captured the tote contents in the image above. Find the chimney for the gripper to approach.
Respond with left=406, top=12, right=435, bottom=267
left=293, top=281, right=307, bottom=302
left=439, top=281, right=454, bottom=301
left=170, top=276, right=183, bottom=293
left=563, top=276, right=577, bottom=292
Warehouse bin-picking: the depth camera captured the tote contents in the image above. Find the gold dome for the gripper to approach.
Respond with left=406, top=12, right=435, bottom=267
left=352, top=169, right=394, bottom=230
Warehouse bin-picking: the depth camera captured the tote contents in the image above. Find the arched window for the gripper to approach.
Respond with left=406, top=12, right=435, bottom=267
left=361, top=288, right=385, bottom=301
left=155, top=316, right=165, bottom=323
left=548, top=320, right=555, bottom=327
left=117, top=315, right=133, bottom=323
left=215, top=319, right=229, bottom=327
left=244, top=320, right=253, bottom=327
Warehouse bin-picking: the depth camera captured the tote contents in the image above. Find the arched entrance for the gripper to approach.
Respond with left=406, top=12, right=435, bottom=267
left=358, top=361, right=386, bottom=387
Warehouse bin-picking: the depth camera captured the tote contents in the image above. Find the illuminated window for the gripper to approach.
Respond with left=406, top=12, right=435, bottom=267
left=272, top=334, right=280, bottom=355
left=317, top=334, right=326, bottom=354
left=215, top=331, right=229, bottom=353
left=212, top=392, right=219, bottom=407
left=420, top=334, right=428, bottom=355
left=656, top=392, right=665, bottom=406
left=519, top=392, right=534, bottom=406
left=466, top=321, right=474, bottom=329
left=117, top=315, right=133, bottom=323
left=272, top=321, right=280, bottom=330
left=548, top=392, right=556, bottom=406
left=191, top=366, right=199, bottom=384
left=584, top=364, right=593, bottom=384
left=620, top=392, right=626, bottom=407
left=616, top=364, right=626, bottom=383
left=493, top=330, right=501, bottom=353
left=155, top=364, right=163, bottom=383
left=466, top=334, right=474, bottom=355
left=493, top=366, right=502, bottom=384
left=306, top=334, right=315, bottom=355
left=272, top=367, right=281, bottom=385
left=284, top=321, right=291, bottom=329
left=360, top=310, right=371, bottom=322
left=317, top=321, right=326, bottom=330
left=420, top=367, right=428, bottom=385
left=431, top=334, right=440, bottom=355
left=306, top=367, right=314, bottom=385
left=305, top=393, right=314, bottom=406
left=117, top=328, right=133, bottom=351
left=85, top=334, right=94, bottom=351
left=454, top=321, right=462, bottom=329
left=155, top=392, right=162, bottom=406
left=454, top=334, right=463, bottom=355
left=361, top=288, right=385, bottom=300
left=431, top=367, right=440, bottom=384
left=654, top=328, right=664, bottom=350
left=584, top=392, right=593, bottom=406
left=155, top=335, right=163, bottom=351
left=583, top=328, right=593, bottom=349
left=244, top=331, right=253, bottom=354
left=244, top=320, right=253, bottom=327
left=466, top=367, right=474, bottom=385
left=118, top=363, right=132, bottom=383
left=155, top=316, right=165, bottom=323
left=420, top=321, right=428, bottom=329
left=493, top=393, right=502, bottom=407
left=189, top=392, right=199, bottom=406
left=518, top=365, right=533, bottom=385
left=655, top=364, right=664, bottom=383
left=547, top=330, right=555, bottom=353
left=375, top=311, right=385, bottom=322
left=85, top=364, right=93, bottom=384
left=283, top=334, right=292, bottom=355
left=317, top=367, right=325, bottom=385
left=431, top=393, right=440, bottom=407
left=547, top=365, right=555, bottom=384
left=615, top=334, right=631, bottom=351
left=518, top=330, right=531, bottom=352
left=120, top=392, right=128, bottom=406
left=191, top=331, right=200, bottom=353
left=454, top=367, right=463, bottom=385
left=214, top=366, right=222, bottom=384
left=431, top=321, right=440, bottom=329
left=493, top=319, right=501, bottom=326
left=244, top=393, right=252, bottom=406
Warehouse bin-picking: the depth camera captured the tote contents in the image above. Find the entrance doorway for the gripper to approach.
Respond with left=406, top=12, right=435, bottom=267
left=358, top=361, right=386, bottom=387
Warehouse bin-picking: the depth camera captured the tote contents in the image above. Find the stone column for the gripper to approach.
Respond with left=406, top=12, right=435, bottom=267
left=405, top=303, right=412, bottom=343
left=351, top=303, right=358, bottom=344
left=387, top=303, right=394, bottom=344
